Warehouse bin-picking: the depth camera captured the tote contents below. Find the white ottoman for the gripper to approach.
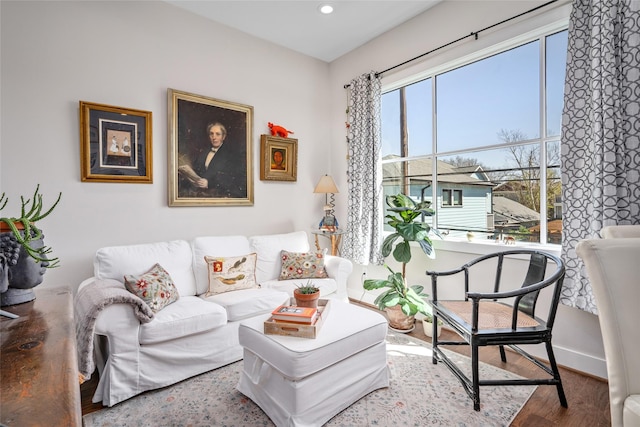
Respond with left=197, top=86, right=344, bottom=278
left=237, top=300, right=389, bottom=427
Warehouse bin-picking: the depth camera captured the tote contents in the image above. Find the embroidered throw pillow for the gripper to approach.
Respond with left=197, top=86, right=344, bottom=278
left=279, top=250, right=329, bottom=280
left=124, top=263, right=180, bottom=313
left=204, top=253, right=258, bottom=296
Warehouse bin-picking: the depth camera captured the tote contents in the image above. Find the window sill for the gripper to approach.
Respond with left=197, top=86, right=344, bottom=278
left=432, top=237, right=561, bottom=257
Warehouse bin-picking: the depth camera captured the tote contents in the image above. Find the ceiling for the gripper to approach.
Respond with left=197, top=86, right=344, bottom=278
left=164, top=1, right=441, bottom=62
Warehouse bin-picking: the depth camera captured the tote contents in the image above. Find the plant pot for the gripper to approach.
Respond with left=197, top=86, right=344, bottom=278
left=421, top=318, right=442, bottom=338
left=385, top=305, right=415, bottom=332
left=293, top=289, right=320, bottom=308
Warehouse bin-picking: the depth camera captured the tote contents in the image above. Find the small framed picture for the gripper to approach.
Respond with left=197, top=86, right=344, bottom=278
left=260, top=134, right=297, bottom=181
left=79, top=101, right=152, bottom=183
left=168, top=89, right=254, bottom=206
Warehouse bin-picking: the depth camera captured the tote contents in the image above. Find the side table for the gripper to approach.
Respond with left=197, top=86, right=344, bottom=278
left=1, top=286, right=82, bottom=427
left=312, top=229, right=344, bottom=256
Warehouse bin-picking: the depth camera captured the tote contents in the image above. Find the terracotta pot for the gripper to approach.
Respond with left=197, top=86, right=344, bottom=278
left=385, top=305, right=415, bottom=332
left=293, top=289, right=320, bottom=308
left=0, top=221, right=26, bottom=232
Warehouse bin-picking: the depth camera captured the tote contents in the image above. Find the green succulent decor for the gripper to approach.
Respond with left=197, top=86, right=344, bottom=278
left=0, top=185, right=62, bottom=267
left=295, top=281, right=320, bottom=294
left=363, top=193, right=440, bottom=323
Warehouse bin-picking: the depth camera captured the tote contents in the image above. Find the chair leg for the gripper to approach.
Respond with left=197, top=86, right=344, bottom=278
left=432, top=323, right=438, bottom=365
left=545, top=341, right=568, bottom=408
left=499, top=345, right=507, bottom=363
left=472, top=341, right=480, bottom=411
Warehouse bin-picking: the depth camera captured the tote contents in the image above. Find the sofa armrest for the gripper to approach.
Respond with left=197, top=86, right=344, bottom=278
left=324, top=255, right=353, bottom=302
left=75, top=277, right=146, bottom=381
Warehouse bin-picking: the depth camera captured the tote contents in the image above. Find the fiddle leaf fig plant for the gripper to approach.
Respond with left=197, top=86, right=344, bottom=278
left=363, top=265, right=430, bottom=316
left=363, top=193, right=440, bottom=320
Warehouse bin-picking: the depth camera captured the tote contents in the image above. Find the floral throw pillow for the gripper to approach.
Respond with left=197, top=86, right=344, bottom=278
left=124, top=263, right=180, bottom=313
left=279, top=250, right=329, bottom=280
left=204, top=253, right=258, bottom=296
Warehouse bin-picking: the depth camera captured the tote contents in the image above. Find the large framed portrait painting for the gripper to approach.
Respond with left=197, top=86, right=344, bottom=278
left=168, top=89, right=254, bottom=206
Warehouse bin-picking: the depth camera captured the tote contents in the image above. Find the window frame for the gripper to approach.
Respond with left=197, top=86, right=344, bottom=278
left=380, top=11, right=570, bottom=248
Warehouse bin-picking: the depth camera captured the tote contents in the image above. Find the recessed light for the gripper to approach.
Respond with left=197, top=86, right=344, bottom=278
left=319, top=4, right=334, bottom=14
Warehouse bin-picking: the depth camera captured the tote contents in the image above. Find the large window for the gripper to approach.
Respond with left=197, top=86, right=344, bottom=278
left=381, top=28, right=568, bottom=245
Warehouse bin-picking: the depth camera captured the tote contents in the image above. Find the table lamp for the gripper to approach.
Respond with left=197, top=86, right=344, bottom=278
left=314, top=175, right=339, bottom=231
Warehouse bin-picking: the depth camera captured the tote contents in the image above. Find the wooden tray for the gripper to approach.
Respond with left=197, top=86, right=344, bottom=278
left=264, top=299, right=331, bottom=339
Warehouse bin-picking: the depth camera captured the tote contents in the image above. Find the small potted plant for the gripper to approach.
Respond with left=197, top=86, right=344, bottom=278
left=0, top=185, right=61, bottom=306
left=421, top=312, right=443, bottom=338
left=294, top=281, right=320, bottom=308
left=0, top=185, right=61, bottom=267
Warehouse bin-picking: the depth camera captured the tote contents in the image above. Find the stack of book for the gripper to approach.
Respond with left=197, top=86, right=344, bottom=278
left=271, top=305, right=318, bottom=325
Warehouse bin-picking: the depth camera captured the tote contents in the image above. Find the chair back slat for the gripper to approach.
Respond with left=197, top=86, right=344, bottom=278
left=516, top=253, right=547, bottom=317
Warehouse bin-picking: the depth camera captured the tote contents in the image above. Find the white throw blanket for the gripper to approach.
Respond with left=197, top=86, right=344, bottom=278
left=74, top=279, right=154, bottom=382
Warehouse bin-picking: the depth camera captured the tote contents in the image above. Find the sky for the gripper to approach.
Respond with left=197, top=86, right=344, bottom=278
left=381, top=29, right=569, bottom=171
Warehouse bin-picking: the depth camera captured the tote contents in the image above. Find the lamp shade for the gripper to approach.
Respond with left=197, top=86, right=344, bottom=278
left=313, top=175, right=339, bottom=194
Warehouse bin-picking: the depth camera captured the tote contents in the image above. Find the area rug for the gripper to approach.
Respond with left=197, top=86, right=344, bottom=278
left=83, top=332, right=536, bottom=426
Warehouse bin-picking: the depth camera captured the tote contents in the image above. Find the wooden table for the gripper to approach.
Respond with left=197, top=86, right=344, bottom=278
left=312, top=229, right=344, bottom=256
left=1, top=286, right=82, bottom=427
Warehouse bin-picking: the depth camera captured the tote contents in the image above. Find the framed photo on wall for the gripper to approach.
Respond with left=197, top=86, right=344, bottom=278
left=79, top=101, right=152, bottom=183
left=260, top=134, right=297, bottom=182
left=168, top=89, right=254, bottom=206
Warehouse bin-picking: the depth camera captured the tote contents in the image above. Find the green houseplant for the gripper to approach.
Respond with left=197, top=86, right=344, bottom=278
left=0, top=185, right=61, bottom=267
left=294, top=280, right=320, bottom=308
left=363, top=193, right=439, bottom=331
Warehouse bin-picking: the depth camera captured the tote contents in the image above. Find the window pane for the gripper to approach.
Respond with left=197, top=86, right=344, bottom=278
left=546, top=140, right=562, bottom=243
left=437, top=145, right=543, bottom=242
left=406, top=79, right=432, bottom=156
left=436, top=41, right=540, bottom=152
left=381, top=90, right=400, bottom=156
left=546, top=30, right=568, bottom=137
left=381, top=79, right=433, bottom=157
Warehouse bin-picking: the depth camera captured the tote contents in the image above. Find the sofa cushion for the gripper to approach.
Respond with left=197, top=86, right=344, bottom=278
left=139, top=296, right=227, bottom=345
left=204, top=253, right=258, bottom=296
left=192, top=236, right=252, bottom=295
left=94, top=240, right=196, bottom=296
left=124, top=263, right=180, bottom=313
left=200, top=288, right=289, bottom=322
left=249, top=231, right=310, bottom=284
left=279, top=250, right=329, bottom=280
left=261, top=278, right=338, bottom=298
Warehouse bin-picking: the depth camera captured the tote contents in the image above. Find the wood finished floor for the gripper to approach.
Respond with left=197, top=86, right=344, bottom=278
left=81, top=301, right=611, bottom=426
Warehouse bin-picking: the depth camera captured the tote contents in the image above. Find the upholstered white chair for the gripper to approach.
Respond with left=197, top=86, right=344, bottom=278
left=576, top=237, right=640, bottom=427
left=601, top=224, right=640, bottom=239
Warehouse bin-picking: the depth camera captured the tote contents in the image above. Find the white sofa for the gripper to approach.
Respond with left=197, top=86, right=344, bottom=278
left=76, top=231, right=352, bottom=407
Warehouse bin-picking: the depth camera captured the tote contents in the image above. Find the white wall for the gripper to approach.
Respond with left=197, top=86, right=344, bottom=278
left=1, top=1, right=333, bottom=288
left=328, top=0, right=607, bottom=378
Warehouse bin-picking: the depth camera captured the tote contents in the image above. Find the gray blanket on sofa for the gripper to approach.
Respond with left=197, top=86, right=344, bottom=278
left=74, top=279, right=154, bottom=381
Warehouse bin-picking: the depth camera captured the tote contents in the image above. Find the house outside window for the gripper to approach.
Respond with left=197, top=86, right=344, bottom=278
left=381, top=25, right=567, bottom=245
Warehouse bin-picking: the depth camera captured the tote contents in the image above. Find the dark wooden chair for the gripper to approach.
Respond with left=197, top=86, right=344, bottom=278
left=426, top=250, right=568, bottom=411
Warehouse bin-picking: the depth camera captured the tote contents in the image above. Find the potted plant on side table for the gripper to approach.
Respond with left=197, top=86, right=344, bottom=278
left=363, top=193, right=440, bottom=332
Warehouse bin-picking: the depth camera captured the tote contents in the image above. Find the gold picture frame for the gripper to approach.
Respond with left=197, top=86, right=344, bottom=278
left=79, top=101, right=152, bottom=183
left=168, top=89, right=253, bottom=206
left=260, top=134, right=297, bottom=182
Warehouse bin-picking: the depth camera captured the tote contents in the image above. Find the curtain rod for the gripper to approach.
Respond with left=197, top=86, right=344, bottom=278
left=343, top=0, right=558, bottom=89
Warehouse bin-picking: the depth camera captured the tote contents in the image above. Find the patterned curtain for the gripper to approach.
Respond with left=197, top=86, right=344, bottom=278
left=560, top=0, right=640, bottom=314
left=342, top=72, right=384, bottom=265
